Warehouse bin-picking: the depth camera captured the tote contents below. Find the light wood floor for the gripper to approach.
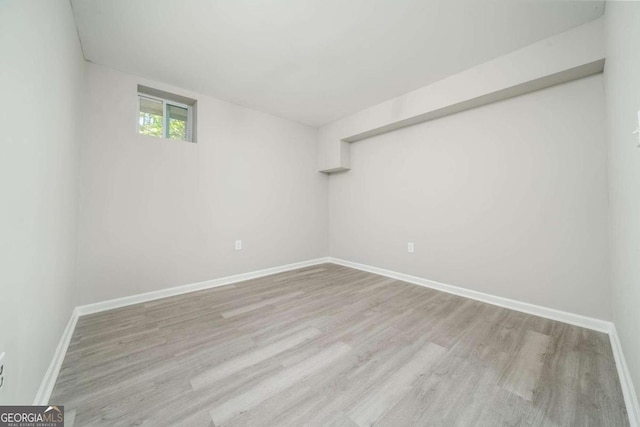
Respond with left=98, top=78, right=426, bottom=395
left=51, top=264, right=629, bottom=426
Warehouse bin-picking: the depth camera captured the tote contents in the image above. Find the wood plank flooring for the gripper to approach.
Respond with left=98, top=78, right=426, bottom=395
left=50, top=264, right=629, bottom=426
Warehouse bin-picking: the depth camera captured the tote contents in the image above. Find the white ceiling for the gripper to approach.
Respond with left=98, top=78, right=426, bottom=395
left=71, top=0, right=604, bottom=127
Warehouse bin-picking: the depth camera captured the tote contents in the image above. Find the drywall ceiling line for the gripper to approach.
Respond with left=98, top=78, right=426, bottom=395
left=68, top=0, right=87, bottom=61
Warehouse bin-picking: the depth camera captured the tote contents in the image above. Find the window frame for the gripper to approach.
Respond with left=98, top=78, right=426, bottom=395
left=137, top=93, right=194, bottom=142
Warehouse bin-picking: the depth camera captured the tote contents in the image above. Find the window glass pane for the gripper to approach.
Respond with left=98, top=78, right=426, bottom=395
left=167, top=104, right=188, bottom=141
left=139, top=97, right=163, bottom=137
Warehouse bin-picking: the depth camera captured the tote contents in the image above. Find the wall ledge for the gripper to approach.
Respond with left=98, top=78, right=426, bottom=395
left=318, top=18, right=605, bottom=173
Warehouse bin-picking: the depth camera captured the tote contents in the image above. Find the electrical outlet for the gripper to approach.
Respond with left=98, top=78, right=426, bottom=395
left=235, top=240, right=242, bottom=251
left=0, top=352, right=5, bottom=389
left=634, top=110, right=640, bottom=148
left=407, top=242, right=414, bottom=253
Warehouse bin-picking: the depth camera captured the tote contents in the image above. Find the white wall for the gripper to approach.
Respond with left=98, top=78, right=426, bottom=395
left=76, top=63, right=328, bottom=305
left=0, top=0, right=84, bottom=404
left=329, top=75, right=610, bottom=320
left=605, top=0, right=640, bottom=407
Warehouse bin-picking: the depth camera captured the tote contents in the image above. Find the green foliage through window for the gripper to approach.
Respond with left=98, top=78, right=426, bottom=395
left=167, top=104, right=188, bottom=141
left=138, top=95, right=191, bottom=142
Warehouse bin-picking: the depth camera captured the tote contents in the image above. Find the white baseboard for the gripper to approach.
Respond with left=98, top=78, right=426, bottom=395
left=76, top=257, right=330, bottom=316
left=328, top=257, right=612, bottom=333
left=609, top=325, right=640, bottom=427
left=33, top=308, right=79, bottom=405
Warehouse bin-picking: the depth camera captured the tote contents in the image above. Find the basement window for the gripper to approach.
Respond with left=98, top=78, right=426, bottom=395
left=137, top=85, right=197, bottom=142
